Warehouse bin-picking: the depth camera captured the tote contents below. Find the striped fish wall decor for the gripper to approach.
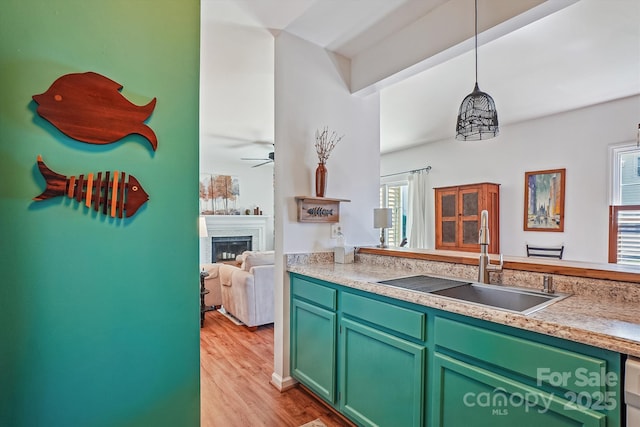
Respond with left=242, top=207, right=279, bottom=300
left=33, top=155, right=149, bottom=218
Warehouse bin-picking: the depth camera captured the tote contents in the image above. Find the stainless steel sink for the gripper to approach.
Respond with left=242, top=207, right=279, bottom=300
left=430, top=282, right=569, bottom=315
left=377, top=275, right=472, bottom=293
left=378, top=275, right=569, bottom=315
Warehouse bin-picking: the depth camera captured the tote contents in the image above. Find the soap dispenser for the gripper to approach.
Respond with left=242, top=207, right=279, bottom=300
left=334, top=231, right=354, bottom=263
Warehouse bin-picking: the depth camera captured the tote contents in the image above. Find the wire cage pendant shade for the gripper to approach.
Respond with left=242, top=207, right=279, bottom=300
left=455, top=0, right=499, bottom=141
left=456, top=82, right=499, bottom=140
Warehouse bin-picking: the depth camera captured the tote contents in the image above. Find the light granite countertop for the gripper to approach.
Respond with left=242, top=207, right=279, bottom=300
left=288, top=262, right=640, bottom=357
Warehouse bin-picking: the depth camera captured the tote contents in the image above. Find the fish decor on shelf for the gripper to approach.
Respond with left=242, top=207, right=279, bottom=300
left=33, top=155, right=149, bottom=218
left=33, top=71, right=158, bottom=151
left=306, top=206, right=334, bottom=217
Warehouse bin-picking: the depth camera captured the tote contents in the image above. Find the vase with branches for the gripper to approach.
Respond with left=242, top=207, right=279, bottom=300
left=314, top=127, right=343, bottom=197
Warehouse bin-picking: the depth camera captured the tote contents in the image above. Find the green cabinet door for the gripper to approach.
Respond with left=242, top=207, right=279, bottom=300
left=291, top=298, right=337, bottom=404
left=340, top=318, right=425, bottom=427
left=431, top=353, right=605, bottom=427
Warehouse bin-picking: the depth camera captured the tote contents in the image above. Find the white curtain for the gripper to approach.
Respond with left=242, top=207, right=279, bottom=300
left=407, top=170, right=429, bottom=248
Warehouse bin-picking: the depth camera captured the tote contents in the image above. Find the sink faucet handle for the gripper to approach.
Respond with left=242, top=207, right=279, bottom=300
left=478, top=210, right=490, bottom=245
left=542, top=275, right=554, bottom=294
left=488, top=253, right=503, bottom=272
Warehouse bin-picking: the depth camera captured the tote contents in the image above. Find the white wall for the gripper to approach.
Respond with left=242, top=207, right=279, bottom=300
left=200, top=3, right=275, bottom=141
left=272, top=31, right=380, bottom=388
left=274, top=33, right=381, bottom=252
left=199, top=4, right=275, bottom=256
left=381, top=95, right=640, bottom=263
left=198, top=153, right=274, bottom=215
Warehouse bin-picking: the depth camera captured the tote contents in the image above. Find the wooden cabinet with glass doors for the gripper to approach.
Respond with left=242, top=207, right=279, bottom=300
left=434, top=182, right=500, bottom=254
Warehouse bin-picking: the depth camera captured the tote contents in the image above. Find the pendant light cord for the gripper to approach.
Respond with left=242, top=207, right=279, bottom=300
left=455, top=0, right=499, bottom=140
left=474, top=0, right=478, bottom=85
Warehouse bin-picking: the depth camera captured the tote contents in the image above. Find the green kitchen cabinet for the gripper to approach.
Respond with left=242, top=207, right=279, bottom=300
left=340, top=292, right=426, bottom=427
left=340, top=318, right=425, bottom=426
left=290, top=276, right=338, bottom=404
left=290, top=274, right=428, bottom=424
left=431, top=353, right=605, bottom=427
left=432, top=316, right=619, bottom=427
left=289, top=273, right=622, bottom=427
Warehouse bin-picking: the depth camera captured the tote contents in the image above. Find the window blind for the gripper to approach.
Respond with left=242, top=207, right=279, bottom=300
left=616, top=208, right=640, bottom=265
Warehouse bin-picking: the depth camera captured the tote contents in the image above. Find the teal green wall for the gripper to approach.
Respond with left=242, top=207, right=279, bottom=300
left=0, top=1, right=201, bottom=426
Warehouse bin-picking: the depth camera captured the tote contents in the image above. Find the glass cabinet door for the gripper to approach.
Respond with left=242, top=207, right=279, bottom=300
left=459, top=187, right=480, bottom=247
left=438, top=191, right=458, bottom=247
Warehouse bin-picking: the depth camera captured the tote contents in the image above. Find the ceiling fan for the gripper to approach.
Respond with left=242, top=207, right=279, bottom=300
left=241, top=151, right=274, bottom=168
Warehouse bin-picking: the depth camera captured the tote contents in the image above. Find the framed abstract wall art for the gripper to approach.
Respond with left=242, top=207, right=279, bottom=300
left=524, top=168, right=566, bottom=232
left=199, top=173, right=239, bottom=215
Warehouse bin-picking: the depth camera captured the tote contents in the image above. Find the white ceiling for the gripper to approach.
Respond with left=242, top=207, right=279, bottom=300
left=201, top=0, right=640, bottom=155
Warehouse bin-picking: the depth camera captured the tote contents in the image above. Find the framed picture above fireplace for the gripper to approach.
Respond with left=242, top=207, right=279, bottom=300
left=199, top=173, right=240, bottom=215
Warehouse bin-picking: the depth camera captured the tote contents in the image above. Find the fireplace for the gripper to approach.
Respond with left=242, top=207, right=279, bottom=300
left=200, top=215, right=271, bottom=265
left=211, top=236, right=252, bottom=263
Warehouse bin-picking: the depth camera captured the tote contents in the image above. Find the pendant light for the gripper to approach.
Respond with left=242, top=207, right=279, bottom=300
left=456, top=0, right=499, bottom=141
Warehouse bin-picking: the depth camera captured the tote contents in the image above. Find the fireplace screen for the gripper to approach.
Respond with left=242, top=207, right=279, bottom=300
left=211, top=236, right=252, bottom=262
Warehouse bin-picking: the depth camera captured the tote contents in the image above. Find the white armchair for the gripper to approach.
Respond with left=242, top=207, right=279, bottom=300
left=219, top=251, right=275, bottom=330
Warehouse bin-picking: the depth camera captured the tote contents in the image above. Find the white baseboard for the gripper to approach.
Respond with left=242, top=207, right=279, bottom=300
left=270, top=372, right=297, bottom=392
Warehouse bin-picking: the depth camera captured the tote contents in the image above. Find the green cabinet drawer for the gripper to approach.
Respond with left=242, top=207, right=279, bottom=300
left=341, top=291, right=426, bottom=341
left=434, top=317, right=608, bottom=396
left=431, top=352, right=605, bottom=427
left=291, top=275, right=337, bottom=311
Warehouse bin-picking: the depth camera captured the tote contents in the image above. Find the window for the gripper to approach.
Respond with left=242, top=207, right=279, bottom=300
left=380, top=182, right=408, bottom=247
left=609, top=144, right=640, bottom=265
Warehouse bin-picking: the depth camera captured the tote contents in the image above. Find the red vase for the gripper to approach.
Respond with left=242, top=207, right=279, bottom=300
left=315, top=163, right=327, bottom=197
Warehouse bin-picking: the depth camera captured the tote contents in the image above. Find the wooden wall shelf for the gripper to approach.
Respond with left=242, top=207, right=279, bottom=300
left=295, top=196, right=350, bottom=223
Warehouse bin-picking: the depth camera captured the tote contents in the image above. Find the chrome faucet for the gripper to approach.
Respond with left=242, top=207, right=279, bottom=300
left=478, top=210, right=503, bottom=283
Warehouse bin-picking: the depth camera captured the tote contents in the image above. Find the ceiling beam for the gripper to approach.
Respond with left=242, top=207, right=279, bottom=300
left=349, top=0, right=579, bottom=96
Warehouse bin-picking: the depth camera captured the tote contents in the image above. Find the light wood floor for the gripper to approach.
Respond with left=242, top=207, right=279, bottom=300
left=200, top=310, right=352, bottom=427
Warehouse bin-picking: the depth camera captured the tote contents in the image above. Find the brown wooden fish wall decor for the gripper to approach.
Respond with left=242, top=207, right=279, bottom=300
left=33, top=72, right=158, bottom=151
left=33, top=155, right=149, bottom=218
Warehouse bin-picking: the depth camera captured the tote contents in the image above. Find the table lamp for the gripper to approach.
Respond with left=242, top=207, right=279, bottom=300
left=199, top=216, right=208, bottom=238
left=199, top=216, right=209, bottom=274
left=373, top=208, right=392, bottom=248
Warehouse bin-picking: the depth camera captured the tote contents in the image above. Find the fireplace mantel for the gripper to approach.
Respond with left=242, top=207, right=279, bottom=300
left=201, top=215, right=271, bottom=264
